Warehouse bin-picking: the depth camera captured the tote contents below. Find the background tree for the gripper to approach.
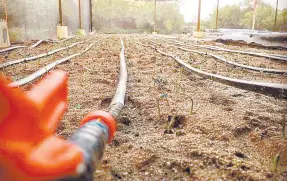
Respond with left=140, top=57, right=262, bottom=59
left=206, top=0, right=286, bottom=32
left=92, top=0, right=184, bottom=33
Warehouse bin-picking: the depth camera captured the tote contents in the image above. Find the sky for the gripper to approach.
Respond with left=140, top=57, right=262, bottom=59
left=179, top=0, right=287, bottom=22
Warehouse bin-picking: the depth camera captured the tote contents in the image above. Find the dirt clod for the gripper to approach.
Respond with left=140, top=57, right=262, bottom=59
left=250, top=119, right=262, bottom=127
left=119, top=116, right=131, bottom=126
left=233, top=125, right=252, bottom=136
left=111, top=168, right=122, bottom=179
left=100, top=97, right=112, bottom=108
left=167, top=115, right=186, bottom=128
left=134, top=154, right=157, bottom=170
left=189, top=150, right=203, bottom=158
left=175, top=130, right=186, bottom=136
left=111, top=139, right=120, bottom=147
left=235, top=151, right=247, bottom=158
left=209, top=93, right=235, bottom=106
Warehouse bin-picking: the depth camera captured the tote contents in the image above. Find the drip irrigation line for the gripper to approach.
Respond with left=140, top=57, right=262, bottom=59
left=0, top=46, right=26, bottom=54
left=161, top=38, right=287, bottom=61
left=0, top=36, right=76, bottom=54
left=46, top=36, right=76, bottom=43
left=30, top=36, right=78, bottom=48
left=154, top=40, right=287, bottom=75
left=9, top=36, right=109, bottom=87
left=31, top=36, right=77, bottom=47
left=30, top=40, right=44, bottom=48
left=52, top=37, right=127, bottom=181
left=108, top=37, right=128, bottom=119
left=0, top=41, right=85, bottom=69
left=137, top=42, right=287, bottom=99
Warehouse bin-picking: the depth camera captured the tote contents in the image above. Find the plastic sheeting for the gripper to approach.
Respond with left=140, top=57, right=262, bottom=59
left=0, top=0, right=91, bottom=41
left=218, top=32, right=287, bottom=49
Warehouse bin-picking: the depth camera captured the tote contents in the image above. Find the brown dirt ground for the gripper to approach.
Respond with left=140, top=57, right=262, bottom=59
left=0, top=34, right=286, bottom=180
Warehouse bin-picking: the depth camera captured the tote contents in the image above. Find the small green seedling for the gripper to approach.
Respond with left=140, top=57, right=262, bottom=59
left=76, top=104, right=82, bottom=109
left=175, top=67, right=184, bottom=93
left=157, top=93, right=169, bottom=119
left=166, top=114, right=177, bottom=134
left=177, top=93, right=194, bottom=115
left=271, top=154, right=280, bottom=172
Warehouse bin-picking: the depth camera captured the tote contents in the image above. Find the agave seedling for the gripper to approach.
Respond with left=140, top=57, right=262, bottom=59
left=271, top=154, right=281, bottom=172
left=157, top=93, right=169, bottom=119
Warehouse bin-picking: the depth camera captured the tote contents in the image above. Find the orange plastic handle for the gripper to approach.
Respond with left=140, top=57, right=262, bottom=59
left=0, top=71, right=83, bottom=181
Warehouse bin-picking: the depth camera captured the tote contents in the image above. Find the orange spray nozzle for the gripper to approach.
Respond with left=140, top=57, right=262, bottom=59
left=0, top=71, right=83, bottom=181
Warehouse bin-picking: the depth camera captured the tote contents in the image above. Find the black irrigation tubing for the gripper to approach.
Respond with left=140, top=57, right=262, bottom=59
left=166, top=38, right=287, bottom=60
left=0, top=36, right=77, bottom=54
left=9, top=36, right=110, bottom=87
left=30, top=36, right=78, bottom=48
left=108, top=37, right=128, bottom=119
left=161, top=38, right=287, bottom=61
left=0, top=46, right=26, bottom=54
left=137, top=42, right=287, bottom=99
left=153, top=40, right=287, bottom=75
left=0, top=41, right=85, bottom=69
left=46, top=36, right=76, bottom=43
left=30, top=40, right=44, bottom=48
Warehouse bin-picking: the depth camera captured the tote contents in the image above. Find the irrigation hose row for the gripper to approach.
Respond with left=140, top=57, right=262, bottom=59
left=0, top=41, right=85, bottom=69
left=46, top=36, right=76, bottom=43
left=0, top=46, right=26, bottom=54
left=153, top=40, right=287, bottom=75
left=56, top=37, right=127, bottom=181
left=30, top=40, right=45, bottom=48
left=9, top=36, right=110, bottom=87
left=29, top=36, right=77, bottom=48
left=64, top=37, right=128, bottom=180
left=0, top=36, right=76, bottom=54
left=108, top=37, right=128, bottom=119
left=137, top=41, right=287, bottom=99
left=160, top=38, right=287, bottom=61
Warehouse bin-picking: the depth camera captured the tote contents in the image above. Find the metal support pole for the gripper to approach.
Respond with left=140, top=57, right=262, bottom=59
left=197, top=0, right=201, bottom=32
left=273, top=0, right=279, bottom=32
left=154, top=0, right=157, bottom=32
left=251, top=0, right=257, bottom=33
left=78, top=0, right=82, bottom=29
left=89, top=0, right=93, bottom=32
left=59, top=0, right=63, bottom=26
left=215, top=0, right=219, bottom=31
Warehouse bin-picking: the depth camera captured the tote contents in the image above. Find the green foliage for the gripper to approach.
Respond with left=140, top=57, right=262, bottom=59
left=92, top=0, right=286, bottom=33
left=9, top=29, right=21, bottom=42
left=206, top=1, right=287, bottom=32
left=93, top=0, right=184, bottom=33
left=241, top=3, right=277, bottom=30
left=75, top=29, right=86, bottom=36
left=157, top=3, right=184, bottom=33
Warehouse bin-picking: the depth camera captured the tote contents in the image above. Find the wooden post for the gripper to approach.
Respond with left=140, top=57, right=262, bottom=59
left=78, top=0, right=82, bottom=29
left=1, top=0, right=8, bottom=23
left=252, top=0, right=257, bottom=32
left=273, top=0, right=279, bottom=31
left=153, top=0, right=157, bottom=32
left=215, top=0, right=219, bottom=31
left=0, top=0, right=10, bottom=47
left=197, top=0, right=201, bottom=32
left=59, top=0, right=63, bottom=26
left=89, top=0, right=93, bottom=32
